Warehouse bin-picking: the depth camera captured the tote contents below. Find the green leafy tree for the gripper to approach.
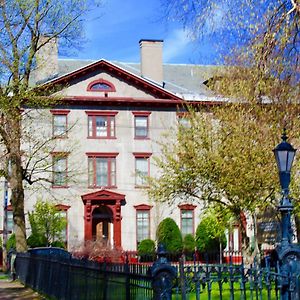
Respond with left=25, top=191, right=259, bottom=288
left=156, top=217, right=183, bottom=254
left=0, top=0, right=102, bottom=252
left=27, top=199, right=66, bottom=247
left=195, top=213, right=227, bottom=253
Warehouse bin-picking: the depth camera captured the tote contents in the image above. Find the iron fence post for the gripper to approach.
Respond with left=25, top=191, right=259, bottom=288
left=150, top=244, right=177, bottom=300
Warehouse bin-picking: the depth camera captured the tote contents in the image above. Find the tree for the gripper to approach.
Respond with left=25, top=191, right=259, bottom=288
left=195, top=212, right=227, bottom=253
left=148, top=105, right=300, bottom=256
left=0, top=0, right=102, bottom=252
left=153, top=0, right=300, bottom=256
left=156, top=217, right=183, bottom=254
left=27, top=199, right=66, bottom=247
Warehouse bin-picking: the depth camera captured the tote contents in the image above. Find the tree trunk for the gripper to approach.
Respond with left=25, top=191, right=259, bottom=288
left=8, top=117, right=27, bottom=252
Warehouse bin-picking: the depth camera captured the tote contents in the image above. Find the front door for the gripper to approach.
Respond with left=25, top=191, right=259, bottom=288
left=92, top=206, right=113, bottom=244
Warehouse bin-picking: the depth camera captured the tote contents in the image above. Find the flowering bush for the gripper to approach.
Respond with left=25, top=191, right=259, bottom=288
left=71, top=240, right=123, bottom=263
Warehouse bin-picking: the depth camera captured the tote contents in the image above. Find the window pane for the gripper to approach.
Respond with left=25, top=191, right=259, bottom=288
left=135, top=116, right=148, bottom=137
left=88, top=158, right=94, bottom=186
left=96, top=158, right=108, bottom=186
left=137, top=211, right=149, bottom=242
left=53, top=115, right=67, bottom=136
left=110, top=117, right=115, bottom=137
left=110, top=158, right=116, bottom=186
left=181, top=210, right=193, bottom=235
left=136, top=158, right=148, bottom=185
left=96, top=116, right=107, bottom=137
left=88, top=116, right=93, bottom=137
left=53, top=157, right=67, bottom=186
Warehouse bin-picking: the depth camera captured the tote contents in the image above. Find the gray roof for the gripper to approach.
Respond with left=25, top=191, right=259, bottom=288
left=57, top=59, right=221, bottom=100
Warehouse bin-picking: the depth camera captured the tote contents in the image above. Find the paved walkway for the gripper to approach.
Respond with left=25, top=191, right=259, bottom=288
left=0, top=274, right=45, bottom=300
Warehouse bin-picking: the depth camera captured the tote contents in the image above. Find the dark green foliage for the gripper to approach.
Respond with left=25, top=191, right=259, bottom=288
left=6, top=233, right=16, bottom=251
left=195, top=216, right=227, bottom=253
left=183, top=234, right=196, bottom=261
left=27, top=234, right=47, bottom=248
left=156, top=218, right=183, bottom=254
left=51, top=240, right=66, bottom=249
left=138, top=239, right=156, bottom=262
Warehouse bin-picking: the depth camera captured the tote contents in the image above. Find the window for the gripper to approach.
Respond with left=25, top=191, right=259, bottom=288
left=55, top=204, right=70, bottom=246
left=87, top=79, right=116, bottom=92
left=51, top=110, right=70, bottom=137
left=86, top=111, right=117, bottom=138
left=52, top=153, right=68, bottom=187
left=134, top=204, right=152, bottom=246
left=133, top=153, right=151, bottom=187
left=7, top=206, right=13, bottom=233
left=133, top=112, right=151, bottom=139
left=179, top=204, right=196, bottom=236
left=87, top=153, right=118, bottom=188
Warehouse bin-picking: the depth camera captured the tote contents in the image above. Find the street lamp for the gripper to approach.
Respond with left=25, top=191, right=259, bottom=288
left=273, top=129, right=296, bottom=245
left=272, top=130, right=300, bottom=300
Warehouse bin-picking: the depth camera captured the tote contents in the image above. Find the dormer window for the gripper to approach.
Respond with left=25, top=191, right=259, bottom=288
left=87, top=79, right=116, bottom=92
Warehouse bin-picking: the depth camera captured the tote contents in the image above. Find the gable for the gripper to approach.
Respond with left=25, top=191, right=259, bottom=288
left=46, top=60, right=182, bottom=102
left=81, top=189, right=125, bottom=203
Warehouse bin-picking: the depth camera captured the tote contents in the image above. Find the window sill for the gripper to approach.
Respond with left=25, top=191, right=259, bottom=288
left=87, top=137, right=117, bottom=140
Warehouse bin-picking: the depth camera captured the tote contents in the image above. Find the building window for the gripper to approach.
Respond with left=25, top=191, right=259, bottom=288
left=134, top=204, right=152, bottom=246
left=87, top=79, right=116, bottom=92
left=179, top=204, right=196, bottom=236
left=51, top=110, right=70, bottom=138
left=52, top=153, right=68, bottom=187
left=87, top=153, right=118, bottom=188
left=86, top=111, right=117, bottom=138
left=7, top=206, right=13, bottom=233
left=133, top=112, right=151, bottom=139
left=133, top=153, right=151, bottom=187
left=55, top=204, right=70, bottom=246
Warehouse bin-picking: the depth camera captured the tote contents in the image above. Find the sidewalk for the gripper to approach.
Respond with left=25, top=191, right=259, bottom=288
left=0, top=273, right=44, bottom=300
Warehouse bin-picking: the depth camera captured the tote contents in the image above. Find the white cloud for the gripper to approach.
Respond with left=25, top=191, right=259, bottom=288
left=163, top=29, right=192, bottom=63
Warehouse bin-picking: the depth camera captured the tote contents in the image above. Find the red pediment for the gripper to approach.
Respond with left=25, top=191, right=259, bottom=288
left=81, top=189, right=125, bottom=203
left=43, top=59, right=182, bottom=101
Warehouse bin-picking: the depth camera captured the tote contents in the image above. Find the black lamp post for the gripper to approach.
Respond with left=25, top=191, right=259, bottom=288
left=273, top=130, right=300, bottom=300
left=273, top=130, right=296, bottom=245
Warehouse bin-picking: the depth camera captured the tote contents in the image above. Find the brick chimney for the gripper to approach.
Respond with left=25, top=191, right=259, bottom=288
left=139, top=39, right=163, bottom=86
left=34, top=36, right=58, bottom=83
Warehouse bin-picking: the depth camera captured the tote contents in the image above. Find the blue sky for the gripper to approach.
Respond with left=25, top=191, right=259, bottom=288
left=72, top=0, right=217, bottom=64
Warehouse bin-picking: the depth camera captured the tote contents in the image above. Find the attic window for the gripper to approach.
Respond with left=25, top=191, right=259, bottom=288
left=87, top=79, right=116, bottom=92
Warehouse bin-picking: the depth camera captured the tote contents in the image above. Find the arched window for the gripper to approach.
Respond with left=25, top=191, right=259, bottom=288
left=87, top=79, right=116, bottom=92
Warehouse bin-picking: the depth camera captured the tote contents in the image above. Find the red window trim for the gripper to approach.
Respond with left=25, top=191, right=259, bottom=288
left=51, top=110, right=70, bottom=139
left=87, top=79, right=116, bottom=92
left=50, top=110, right=70, bottom=115
left=85, top=111, right=118, bottom=116
left=86, top=152, right=119, bottom=157
left=179, top=204, right=196, bottom=235
left=133, top=152, right=152, bottom=158
left=132, top=111, right=151, bottom=116
left=134, top=204, right=153, bottom=210
left=52, top=152, right=69, bottom=189
left=133, top=113, right=150, bottom=140
left=86, top=153, right=118, bottom=188
left=135, top=206, right=151, bottom=248
left=7, top=204, right=12, bottom=211
left=134, top=154, right=151, bottom=188
left=86, top=111, right=118, bottom=139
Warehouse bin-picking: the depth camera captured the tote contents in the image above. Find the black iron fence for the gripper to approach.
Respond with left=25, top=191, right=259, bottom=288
left=16, top=248, right=153, bottom=300
left=15, top=247, right=300, bottom=300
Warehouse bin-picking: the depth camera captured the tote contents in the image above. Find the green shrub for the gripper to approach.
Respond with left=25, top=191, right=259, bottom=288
left=27, top=233, right=47, bottom=248
left=138, top=239, right=155, bottom=262
left=195, top=216, right=227, bottom=253
left=156, top=218, right=183, bottom=254
left=51, top=240, right=66, bottom=249
left=6, top=233, right=16, bottom=251
left=183, top=234, right=196, bottom=252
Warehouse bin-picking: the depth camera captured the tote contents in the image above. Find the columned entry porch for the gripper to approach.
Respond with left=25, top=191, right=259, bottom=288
left=81, top=189, right=126, bottom=248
